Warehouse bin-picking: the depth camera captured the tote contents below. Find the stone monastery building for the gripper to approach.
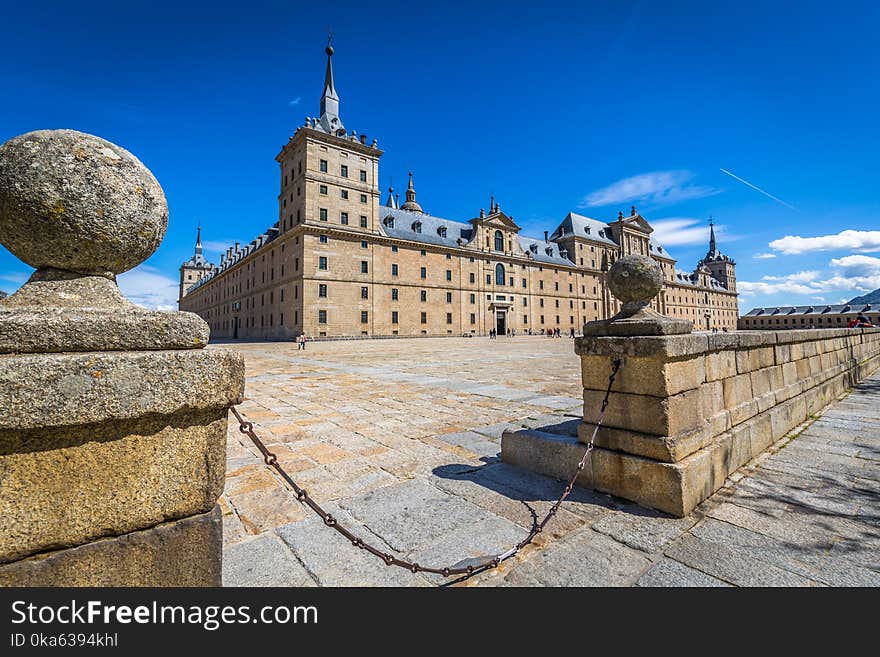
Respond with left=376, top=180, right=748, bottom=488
left=178, top=42, right=739, bottom=339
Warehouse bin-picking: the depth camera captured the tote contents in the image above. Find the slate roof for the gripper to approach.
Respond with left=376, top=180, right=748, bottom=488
left=549, top=212, right=617, bottom=246
left=743, top=304, right=879, bottom=317
left=378, top=207, right=473, bottom=248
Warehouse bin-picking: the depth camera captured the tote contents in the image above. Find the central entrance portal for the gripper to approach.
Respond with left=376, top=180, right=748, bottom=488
left=496, top=311, right=506, bottom=336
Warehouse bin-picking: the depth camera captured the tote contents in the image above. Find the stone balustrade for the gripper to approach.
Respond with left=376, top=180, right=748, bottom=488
left=504, top=328, right=880, bottom=516
left=502, top=253, right=880, bottom=517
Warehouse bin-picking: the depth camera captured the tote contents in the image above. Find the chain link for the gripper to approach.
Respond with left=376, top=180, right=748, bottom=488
left=231, top=358, right=622, bottom=579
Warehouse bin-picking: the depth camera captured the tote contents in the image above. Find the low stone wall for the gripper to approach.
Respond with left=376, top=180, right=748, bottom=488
left=503, top=328, right=880, bottom=516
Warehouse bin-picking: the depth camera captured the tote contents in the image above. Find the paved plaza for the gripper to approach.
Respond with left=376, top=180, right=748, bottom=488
left=218, top=336, right=880, bottom=587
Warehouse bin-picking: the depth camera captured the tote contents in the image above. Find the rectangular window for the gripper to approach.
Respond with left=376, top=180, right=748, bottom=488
left=340, top=189, right=349, bottom=200
left=361, top=311, right=368, bottom=323
left=420, top=267, right=426, bottom=279
left=361, top=286, right=368, bottom=299
left=469, top=273, right=475, bottom=284
left=420, top=290, right=427, bottom=302
left=446, top=313, right=452, bottom=324
left=319, top=208, right=328, bottom=221
left=523, top=298, right=528, bottom=306
left=361, top=240, right=368, bottom=248
left=318, top=256, right=328, bottom=270
left=539, top=280, right=544, bottom=290
left=319, top=234, right=328, bottom=244
left=341, top=212, right=349, bottom=225
left=522, top=279, right=527, bottom=288
left=391, top=288, right=399, bottom=301
left=391, top=245, right=399, bottom=252
left=318, top=309, right=327, bottom=323
left=446, top=270, right=452, bottom=281
left=420, top=249, right=426, bottom=256
left=421, top=312, right=427, bottom=324
left=319, top=159, right=328, bottom=173
left=392, top=311, right=399, bottom=324
left=319, top=184, right=328, bottom=195
left=360, top=194, right=367, bottom=204
left=486, top=274, right=491, bottom=285
left=318, top=284, right=327, bottom=298
left=469, top=293, right=475, bottom=304
left=524, top=316, right=528, bottom=324
left=359, top=169, right=367, bottom=182
left=360, top=215, right=368, bottom=227
left=470, top=313, right=476, bottom=324
left=361, top=261, right=368, bottom=273
left=340, top=164, right=348, bottom=177
left=540, top=315, right=545, bottom=324
left=446, top=292, right=452, bottom=303
left=392, top=263, right=398, bottom=276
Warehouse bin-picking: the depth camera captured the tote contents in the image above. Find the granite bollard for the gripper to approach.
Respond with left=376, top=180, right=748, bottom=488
left=0, top=129, right=244, bottom=585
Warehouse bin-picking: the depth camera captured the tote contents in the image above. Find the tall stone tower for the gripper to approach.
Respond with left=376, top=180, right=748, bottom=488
left=700, top=219, right=736, bottom=292
left=179, top=226, right=213, bottom=301
left=274, top=38, right=383, bottom=337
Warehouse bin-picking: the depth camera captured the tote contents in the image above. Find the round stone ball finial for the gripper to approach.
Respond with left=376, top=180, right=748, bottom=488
left=0, top=129, right=167, bottom=276
left=607, top=254, right=663, bottom=305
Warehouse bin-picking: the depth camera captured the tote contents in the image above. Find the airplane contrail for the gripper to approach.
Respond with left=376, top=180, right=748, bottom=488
left=719, top=168, right=800, bottom=212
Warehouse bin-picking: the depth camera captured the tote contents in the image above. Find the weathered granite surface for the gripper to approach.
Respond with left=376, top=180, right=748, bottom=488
left=0, top=409, right=227, bottom=564
left=0, top=129, right=167, bottom=275
left=0, top=506, right=222, bottom=587
left=0, top=348, right=244, bottom=433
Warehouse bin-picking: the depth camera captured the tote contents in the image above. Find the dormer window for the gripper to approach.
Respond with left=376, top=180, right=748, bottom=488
left=585, top=226, right=591, bottom=235
left=412, top=221, right=422, bottom=233
left=658, top=246, right=663, bottom=253
left=598, top=229, right=604, bottom=237
left=438, top=226, right=447, bottom=237
left=530, top=244, right=538, bottom=253
left=384, top=215, right=394, bottom=228
left=545, top=246, right=553, bottom=256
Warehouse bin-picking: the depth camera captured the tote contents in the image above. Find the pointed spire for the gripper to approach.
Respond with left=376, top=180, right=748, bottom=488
left=708, top=216, right=717, bottom=252
left=401, top=172, right=423, bottom=212
left=195, top=224, right=203, bottom=255
left=317, top=35, right=344, bottom=134
left=385, top=184, right=397, bottom=208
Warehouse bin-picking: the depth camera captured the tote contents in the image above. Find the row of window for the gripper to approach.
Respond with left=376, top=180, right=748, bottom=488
left=318, top=159, right=368, bottom=182
left=315, top=310, right=581, bottom=327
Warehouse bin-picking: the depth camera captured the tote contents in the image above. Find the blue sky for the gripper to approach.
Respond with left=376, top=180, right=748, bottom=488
left=1, top=0, right=879, bottom=311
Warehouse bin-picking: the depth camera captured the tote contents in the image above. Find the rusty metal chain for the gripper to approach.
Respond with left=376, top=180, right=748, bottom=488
left=231, top=357, right=622, bottom=579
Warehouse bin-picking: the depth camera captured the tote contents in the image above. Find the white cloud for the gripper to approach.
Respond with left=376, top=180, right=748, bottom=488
left=762, top=270, right=820, bottom=283
left=202, top=239, right=242, bottom=256
left=289, top=97, right=302, bottom=106
left=580, top=170, right=720, bottom=208
left=650, top=217, right=712, bottom=247
left=769, top=229, right=880, bottom=255
left=117, top=264, right=179, bottom=311
left=739, top=255, right=880, bottom=303
left=753, top=252, right=776, bottom=259
left=828, top=254, right=880, bottom=276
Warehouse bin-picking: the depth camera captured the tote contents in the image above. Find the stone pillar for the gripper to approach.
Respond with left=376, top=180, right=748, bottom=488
left=0, top=130, right=244, bottom=586
left=502, top=255, right=880, bottom=517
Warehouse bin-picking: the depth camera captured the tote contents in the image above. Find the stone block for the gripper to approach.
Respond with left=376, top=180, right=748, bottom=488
left=0, top=348, right=244, bottom=433
left=0, top=409, right=228, bottom=564
left=580, top=353, right=705, bottom=397
left=583, top=386, right=703, bottom=437
left=0, top=506, right=222, bottom=587
left=705, top=350, right=737, bottom=381
left=722, top=372, right=753, bottom=410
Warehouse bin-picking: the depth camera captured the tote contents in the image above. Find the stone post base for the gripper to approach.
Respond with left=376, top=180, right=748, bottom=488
left=0, top=507, right=222, bottom=587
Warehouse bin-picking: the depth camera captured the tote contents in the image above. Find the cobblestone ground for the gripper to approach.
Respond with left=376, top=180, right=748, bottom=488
left=218, top=337, right=880, bottom=587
